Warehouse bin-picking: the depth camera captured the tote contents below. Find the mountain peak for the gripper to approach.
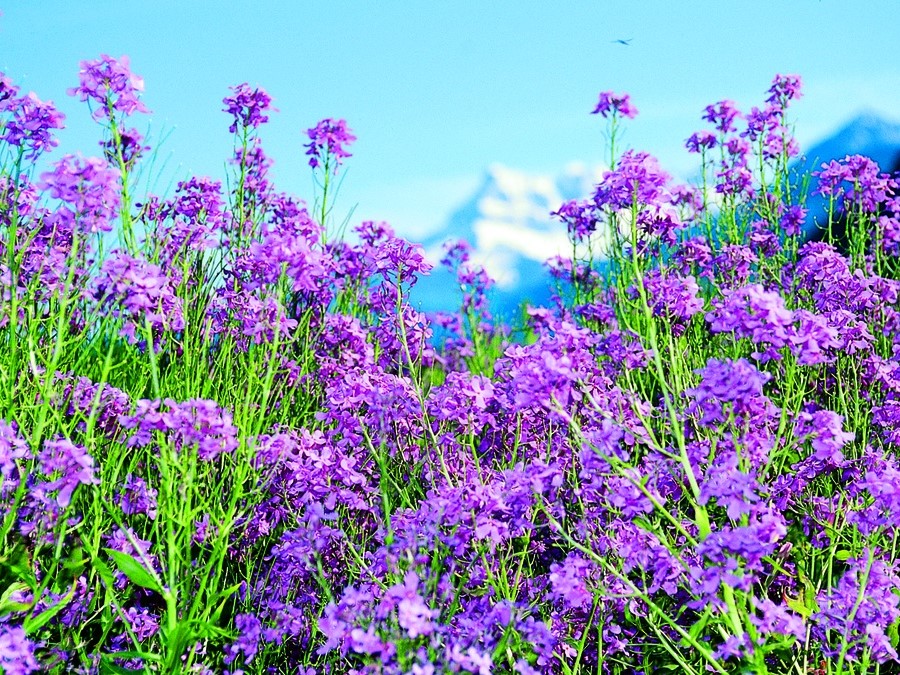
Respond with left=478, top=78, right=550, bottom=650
left=805, top=111, right=900, bottom=168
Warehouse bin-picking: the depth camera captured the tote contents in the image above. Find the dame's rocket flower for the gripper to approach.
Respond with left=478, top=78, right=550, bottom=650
left=68, top=54, right=150, bottom=121
left=305, top=118, right=356, bottom=172
left=591, top=91, right=638, bottom=119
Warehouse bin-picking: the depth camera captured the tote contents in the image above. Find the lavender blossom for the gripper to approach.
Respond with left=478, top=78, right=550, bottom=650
left=304, top=118, right=356, bottom=172
left=591, top=91, right=638, bottom=119
left=223, top=83, right=273, bottom=134
left=68, top=54, right=150, bottom=121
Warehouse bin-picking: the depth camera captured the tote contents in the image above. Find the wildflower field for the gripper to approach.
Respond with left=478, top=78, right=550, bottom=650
left=2, top=55, right=900, bottom=675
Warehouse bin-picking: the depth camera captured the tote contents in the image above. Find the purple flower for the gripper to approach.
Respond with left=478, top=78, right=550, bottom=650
left=548, top=554, right=595, bottom=609
left=0, top=420, right=29, bottom=498
left=116, top=474, right=158, bottom=519
left=847, top=452, right=900, bottom=535
left=790, top=309, right=841, bottom=366
left=813, top=551, right=900, bottom=663
left=766, top=73, right=803, bottom=108
left=224, top=613, right=262, bottom=667
left=101, top=125, right=149, bottom=168
left=685, top=130, right=717, bottom=153
left=39, top=154, right=121, bottom=235
left=121, top=605, right=160, bottom=642
left=387, top=572, right=437, bottom=639
left=814, top=155, right=897, bottom=213
left=687, top=358, right=772, bottom=427
left=223, top=83, right=273, bottom=134
left=699, top=451, right=761, bottom=520
left=304, top=118, right=356, bottom=172
left=0, top=90, right=66, bottom=160
left=641, top=269, right=704, bottom=325
left=91, top=250, right=185, bottom=343
left=68, top=54, right=150, bottom=121
left=0, top=72, right=19, bottom=112
left=122, top=398, right=239, bottom=462
left=553, top=199, right=598, bottom=241
left=36, top=437, right=98, bottom=508
left=703, top=99, right=741, bottom=134
left=751, top=597, right=805, bottom=641
left=591, top=91, right=638, bottom=119
left=0, top=625, right=40, bottom=674
left=780, top=204, right=806, bottom=237
left=706, top=284, right=795, bottom=361
left=594, top=150, right=672, bottom=212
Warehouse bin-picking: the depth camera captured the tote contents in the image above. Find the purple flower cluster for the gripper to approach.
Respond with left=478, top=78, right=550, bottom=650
left=7, top=58, right=900, bottom=674
left=590, top=90, right=638, bottom=119
left=68, top=54, right=150, bottom=121
left=0, top=78, right=66, bottom=160
left=91, top=250, right=185, bottom=343
left=304, top=117, right=356, bottom=171
left=122, top=398, right=239, bottom=461
left=223, top=83, right=273, bottom=134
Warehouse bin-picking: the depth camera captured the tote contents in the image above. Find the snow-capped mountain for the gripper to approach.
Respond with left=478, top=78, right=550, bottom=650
left=410, top=113, right=900, bottom=319
left=412, top=162, right=605, bottom=317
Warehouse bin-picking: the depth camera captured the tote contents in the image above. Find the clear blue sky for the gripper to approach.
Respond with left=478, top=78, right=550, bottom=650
left=3, top=1, right=899, bottom=239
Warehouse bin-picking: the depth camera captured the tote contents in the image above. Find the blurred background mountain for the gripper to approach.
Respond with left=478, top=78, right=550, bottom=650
left=411, top=113, right=900, bottom=319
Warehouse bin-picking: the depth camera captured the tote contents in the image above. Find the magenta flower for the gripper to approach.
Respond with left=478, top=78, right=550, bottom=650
left=305, top=117, right=356, bottom=172
left=223, top=83, right=273, bottom=134
left=685, top=130, right=717, bottom=153
left=0, top=90, right=66, bottom=160
left=0, top=625, right=40, bottom=674
left=766, top=73, right=803, bottom=107
left=591, top=90, right=638, bottom=119
left=36, top=437, right=98, bottom=508
left=703, top=99, right=742, bottom=134
left=68, top=54, right=150, bottom=121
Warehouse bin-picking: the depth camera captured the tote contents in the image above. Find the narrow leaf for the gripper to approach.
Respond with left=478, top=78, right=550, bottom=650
left=103, top=548, right=162, bottom=594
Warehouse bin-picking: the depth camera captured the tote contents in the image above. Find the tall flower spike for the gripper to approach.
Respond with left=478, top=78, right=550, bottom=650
left=222, top=83, right=273, bottom=134
left=591, top=91, right=638, bottom=119
left=68, top=54, right=150, bottom=121
left=305, top=118, right=356, bottom=172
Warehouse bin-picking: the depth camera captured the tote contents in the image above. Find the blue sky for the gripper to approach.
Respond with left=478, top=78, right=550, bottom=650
left=3, top=1, right=899, bottom=239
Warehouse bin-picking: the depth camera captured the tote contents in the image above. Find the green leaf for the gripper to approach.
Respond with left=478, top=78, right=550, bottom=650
left=687, top=606, right=713, bottom=641
left=24, top=579, right=76, bottom=633
left=164, top=620, right=194, bottom=662
left=0, top=542, right=35, bottom=588
left=103, top=651, right=162, bottom=662
left=103, top=549, right=162, bottom=594
left=784, top=593, right=809, bottom=618
left=63, top=546, right=88, bottom=576
left=91, top=555, right=116, bottom=590
left=99, top=661, right=146, bottom=675
left=0, top=581, right=32, bottom=615
left=834, top=549, right=853, bottom=561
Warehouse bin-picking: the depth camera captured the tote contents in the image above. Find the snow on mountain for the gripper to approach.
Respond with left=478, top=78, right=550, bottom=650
left=421, top=162, right=606, bottom=288
left=411, top=113, right=900, bottom=318
left=411, top=162, right=605, bottom=317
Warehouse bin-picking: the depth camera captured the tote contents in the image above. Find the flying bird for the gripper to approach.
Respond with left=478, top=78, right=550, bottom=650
left=611, top=38, right=632, bottom=46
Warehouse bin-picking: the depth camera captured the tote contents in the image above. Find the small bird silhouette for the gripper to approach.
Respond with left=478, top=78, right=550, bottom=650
left=611, top=38, right=632, bottom=46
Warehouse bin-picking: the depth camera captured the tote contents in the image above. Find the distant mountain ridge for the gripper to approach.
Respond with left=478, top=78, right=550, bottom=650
left=410, top=113, right=900, bottom=318
left=413, top=162, right=605, bottom=316
left=797, top=112, right=900, bottom=237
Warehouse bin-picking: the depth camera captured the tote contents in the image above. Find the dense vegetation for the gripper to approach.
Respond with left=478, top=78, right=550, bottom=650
left=2, top=56, right=900, bottom=674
